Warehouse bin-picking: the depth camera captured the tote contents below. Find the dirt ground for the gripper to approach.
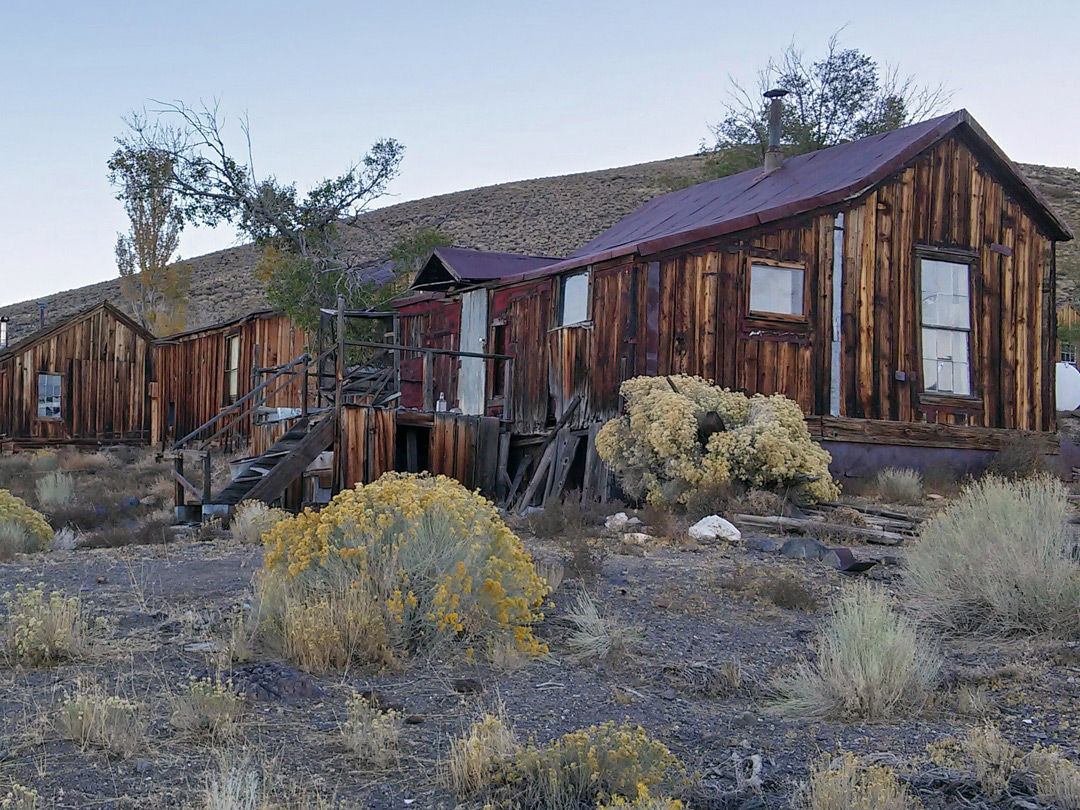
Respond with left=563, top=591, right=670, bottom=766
left=0, top=507, right=1077, bottom=809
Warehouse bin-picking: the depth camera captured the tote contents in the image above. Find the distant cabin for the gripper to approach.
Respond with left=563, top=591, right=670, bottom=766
left=0, top=302, right=153, bottom=448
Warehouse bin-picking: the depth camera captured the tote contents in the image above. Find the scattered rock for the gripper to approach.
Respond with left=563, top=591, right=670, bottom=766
left=135, top=760, right=153, bottom=774
left=196, top=661, right=324, bottom=702
left=452, top=678, right=484, bottom=695
left=821, top=548, right=877, bottom=572
left=121, top=496, right=142, bottom=509
left=926, top=493, right=944, bottom=500
left=605, top=512, right=642, bottom=530
left=183, top=641, right=219, bottom=654
left=744, top=536, right=779, bottom=553
left=734, top=710, right=757, bottom=725
left=96, top=575, right=108, bottom=585
left=620, top=532, right=652, bottom=544
left=780, top=537, right=830, bottom=561
left=404, top=714, right=425, bottom=725
left=688, top=515, right=741, bottom=543
left=659, top=687, right=678, bottom=700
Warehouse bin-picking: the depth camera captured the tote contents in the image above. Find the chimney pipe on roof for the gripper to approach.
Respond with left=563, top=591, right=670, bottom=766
left=763, top=88, right=789, bottom=174
left=37, top=302, right=46, bottom=331
left=0, top=316, right=7, bottom=349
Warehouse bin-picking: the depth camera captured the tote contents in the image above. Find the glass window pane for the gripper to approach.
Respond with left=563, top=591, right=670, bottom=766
left=750, top=264, right=804, bottom=315
left=922, top=327, right=970, bottom=395
left=560, top=272, right=590, bottom=325
left=922, top=259, right=970, bottom=329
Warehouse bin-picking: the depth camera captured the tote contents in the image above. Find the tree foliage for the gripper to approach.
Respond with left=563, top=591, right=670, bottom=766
left=107, top=146, right=190, bottom=335
left=117, top=100, right=405, bottom=326
left=388, top=227, right=453, bottom=282
left=702, top=33, right=951, bottom=179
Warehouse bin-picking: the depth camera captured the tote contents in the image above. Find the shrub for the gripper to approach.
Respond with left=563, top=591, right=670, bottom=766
left=341, top=692, right=401, bottom=768
left=0, top=490, right=53, bottom=546
left=596, top=376, right=839, bottom=505
left=56, top=682, right=145, bottom=757
left=495, top=722, right=684, bottom=809
left=597, top=786, right=685, bottom=809
left=260, top=473, right=548, bottom=668
left=963, top=724, right=1023, bottom=799
left=1, top=784, right=39, bottom=810
left=986, top=435, right=1046, bottom=480
left=564, top=590, right=641, bottom=668
left=1030, top=747, right=1080, bottom=809
left=2, top=584, right=91, bottom=666
left=770, top=582, right=939, bottom=721
left=906, top=475, right=1080, bottom=636
left=0, top=522, right=44, bottom=561
left=170, top=676, right=246, bottom=739
left=232, top=500, right=288, bottom=544
left=524, top=491, right=599, bottom=539
left=802, top=752, right=918, bottom=810
left=34, top=471, right=75, bottom=511
left=874, top=467, right=923, bottom=505
left=444, top=707, right=520, bottom=798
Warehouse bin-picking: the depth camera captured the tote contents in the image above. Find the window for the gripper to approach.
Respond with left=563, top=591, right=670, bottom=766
left=559, top=271, right=590, bottom=326
left=37, top=373, right=62, bottom=420
left=749, top=263, right=804, bottom=316
left=224, top=334, right=241, bottom=404
left=1063, top=343, right=1077, bottom=365
left=921, top=258, right=972, bottom=396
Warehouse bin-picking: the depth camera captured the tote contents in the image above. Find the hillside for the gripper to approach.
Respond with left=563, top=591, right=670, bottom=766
left=1, top=155, right=1077, bottom=343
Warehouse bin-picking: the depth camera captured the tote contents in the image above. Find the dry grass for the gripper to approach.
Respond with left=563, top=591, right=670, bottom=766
left=874, top=467, right=924, bottom=505
left=906, top=475, right=1080, bottom=636
left=525, top=492, right=603, bottom=539
left=964, top=724, right=1024, bottom=799
left=770, top=582, right=940, bottom=721
left=564, top=590, right=641, bottom=668
left=1, top=584, right=92, bottom=666
left=986, top=435, right=1047, bottom=480
left=1030, top=748, right=1080, bottom=809
left=802, top=752, right=918, bottom=810
left=0, top=784, right=39, bottom=810
left=55, top=681, right=146, bottom=758
left=444, top=704, right=520, bottom=798
left=255, top=573, right=395, bottom=673
left=341, top=692, right=401, bottom=769
left=170, top=675, right=247, bottom=740
left=756, top=573, right=820, bottom=613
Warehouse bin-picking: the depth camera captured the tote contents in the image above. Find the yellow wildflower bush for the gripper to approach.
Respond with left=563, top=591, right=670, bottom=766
left=596, top=376, right=839, bottom=504
left=0, top=490, right=53, bottom=546
left=260, top=473, right=548, bottom=667
left=494, top=722, right=685, bottom=809
left=2, top=584, right=91, bottom=666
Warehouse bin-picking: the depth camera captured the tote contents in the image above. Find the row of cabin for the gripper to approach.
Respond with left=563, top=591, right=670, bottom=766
left=0, top=108, right=1074, bottom=491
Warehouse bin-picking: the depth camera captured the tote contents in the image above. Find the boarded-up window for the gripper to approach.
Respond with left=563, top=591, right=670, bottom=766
left=37, top=373, right=62, bottom=419
left=749, top=263, right=804, bottom=316
left=559, top=271, right=590, bottom=326
left=921, top=258, right=971, bottom=395
left=224, top=334, right=241, bottom=404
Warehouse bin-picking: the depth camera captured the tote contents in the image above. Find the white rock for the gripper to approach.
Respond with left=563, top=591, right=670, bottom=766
left=688, top=515, right=741, bottom=543
left=604, top=512, right=642, bottom=530
left=621, top=532, right=653, bottom=544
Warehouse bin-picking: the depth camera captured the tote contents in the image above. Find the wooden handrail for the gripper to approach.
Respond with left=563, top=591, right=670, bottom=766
left=342, top=339, right=512, bottom=361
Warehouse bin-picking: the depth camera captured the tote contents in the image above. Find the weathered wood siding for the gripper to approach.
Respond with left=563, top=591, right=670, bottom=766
left=491, top=281, right=551, bottom=433
left=0, top=304, right=152, bottom=442
left=154, top=312, right=308, bottom=445
left=397, top=298, right=461, bottom=410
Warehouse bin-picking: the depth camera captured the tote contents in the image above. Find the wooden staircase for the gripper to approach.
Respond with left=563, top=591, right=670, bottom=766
left=211, top=411, right=336, bottom=508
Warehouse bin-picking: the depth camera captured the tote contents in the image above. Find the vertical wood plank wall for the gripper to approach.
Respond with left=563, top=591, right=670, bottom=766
left=0, top=305, right=152, bottom=441
left=153, top=312, right=308, bottom=445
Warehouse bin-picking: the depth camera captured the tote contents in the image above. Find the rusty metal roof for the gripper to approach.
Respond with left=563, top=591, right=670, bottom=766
left=516, top=110, right=1072, bottom=281
left=412, top=247, right=562, bottom=289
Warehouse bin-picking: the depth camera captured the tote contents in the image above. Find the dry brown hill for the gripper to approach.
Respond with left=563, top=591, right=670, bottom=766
left=2, top=154, right=1077, bottom=343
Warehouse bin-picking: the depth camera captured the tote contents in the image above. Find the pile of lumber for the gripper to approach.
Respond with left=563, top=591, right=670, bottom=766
left=734, top=502, right=921, bottom=546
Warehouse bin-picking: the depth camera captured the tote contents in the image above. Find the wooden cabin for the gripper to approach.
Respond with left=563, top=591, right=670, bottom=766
left=392, top=110, right=1074, bottom=483
left=0, top=302, right=153, bottom=448
left=152, top=310, right=309, bottom=449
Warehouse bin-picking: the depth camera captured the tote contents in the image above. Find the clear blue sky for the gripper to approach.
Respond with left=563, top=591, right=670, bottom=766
left=1, top=0, right=1077, bottom=306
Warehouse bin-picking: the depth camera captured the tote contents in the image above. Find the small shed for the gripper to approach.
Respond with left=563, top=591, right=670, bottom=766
left=0, top=301, right=154, bottom=447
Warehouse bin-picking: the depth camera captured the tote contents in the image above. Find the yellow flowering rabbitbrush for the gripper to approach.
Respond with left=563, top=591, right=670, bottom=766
left=261, top=473, right=549, bottom=664
left=0, top=490, right=53, bottom=545
left=596, top=375, right=839, bottom=504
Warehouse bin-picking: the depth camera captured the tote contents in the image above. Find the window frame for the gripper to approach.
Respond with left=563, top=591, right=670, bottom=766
left=223, top=332, right=242, bottom=406
left=916, top=248, right=978, bottom=400
left=36, top=371, right=64, bottom=422
left=1062, top=342, right=1077, bottom=366
left=746, top=259, right=808, bottom=322
left=555, top=268, right=592, bottom=328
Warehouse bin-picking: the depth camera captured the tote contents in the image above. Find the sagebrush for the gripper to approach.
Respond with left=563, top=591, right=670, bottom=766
left=2, top=584, right=91, bottom=666
left=770, top=582, right=939, bottom=721
left=0, top=490, right=53, bottom=546
left=56, top=682, right=145, bottom=757
left=906, top=475, right=1080, bottom=636
left=596, top=375, right=838, bottom=505
left=874, top=467, right=923, bottom=505
left=802, top=752, right=919, bottom=810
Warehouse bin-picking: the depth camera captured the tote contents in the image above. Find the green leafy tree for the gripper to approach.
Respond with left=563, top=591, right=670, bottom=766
left=388, top=227, right=453, bottom=282
left=702, top=33, right=950, bottom=179
left=117, top=100, right=404, bottom=328
left=107, top=146, right=190, bottom=335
